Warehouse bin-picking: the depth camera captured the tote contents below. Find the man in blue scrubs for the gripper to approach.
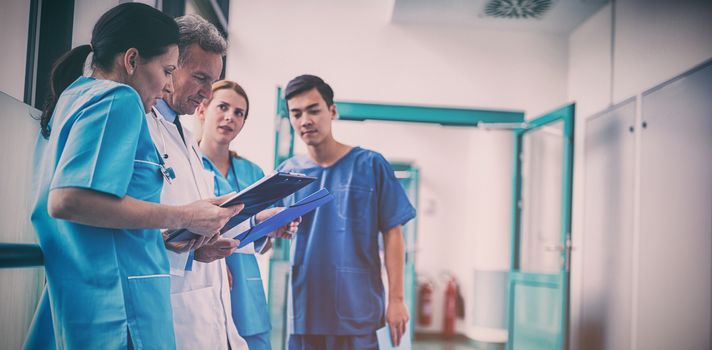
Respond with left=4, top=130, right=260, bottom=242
left=278, top=75, right=416, bottom=349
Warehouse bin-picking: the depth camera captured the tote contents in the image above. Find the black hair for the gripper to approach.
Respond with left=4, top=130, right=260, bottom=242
left=284, top=74, right=334, bottom=107
left=40, top=3, right=179, bottom=138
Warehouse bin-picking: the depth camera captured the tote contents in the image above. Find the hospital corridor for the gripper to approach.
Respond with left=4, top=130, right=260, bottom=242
left=1, top=0, right=711, bottom=349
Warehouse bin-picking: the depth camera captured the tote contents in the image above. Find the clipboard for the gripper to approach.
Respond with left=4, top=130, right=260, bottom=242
left=166, top=171, right=316, bottom=242
left=224, top=188, right=334, bottom=248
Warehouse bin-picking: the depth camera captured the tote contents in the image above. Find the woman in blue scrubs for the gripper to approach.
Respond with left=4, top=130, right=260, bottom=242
left=196, top=80, right=292, bottom=349
left=29, top=4, right=241, bottom=349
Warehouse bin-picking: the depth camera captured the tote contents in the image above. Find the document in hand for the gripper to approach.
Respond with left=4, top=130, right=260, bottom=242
left=376, top=323, right=412, bottom=350
left=166, top=171, right=316, bottom=243
left=223, top=188, right=334, bottom=248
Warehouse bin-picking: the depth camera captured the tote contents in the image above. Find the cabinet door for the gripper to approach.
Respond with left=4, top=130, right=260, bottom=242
left=577, top=99, right=636, bottom=350
left=637, top=62, right=712, bottom=350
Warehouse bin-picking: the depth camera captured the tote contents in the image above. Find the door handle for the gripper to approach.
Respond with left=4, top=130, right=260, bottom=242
left=545, top=244, right=564, bottom=252
left=544, top=237, right=574, bottom=252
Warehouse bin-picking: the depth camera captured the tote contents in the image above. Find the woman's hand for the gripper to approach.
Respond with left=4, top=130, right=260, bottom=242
left=181, top=194, right=244, bottom=236
left=270, top=217, right=300, bottom=239
left=255, top=207, right=301, bottom=239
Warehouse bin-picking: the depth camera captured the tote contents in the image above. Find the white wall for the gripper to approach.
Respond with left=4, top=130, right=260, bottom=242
left=0, top=92, right=44, bottom=350
left=226, top=0, right=568, bottom=336
left=0, top=3, right=37, bottom=348
left=569, top=0, right=712, bottom=116
left=0, top=0, right=30, bottom=100
left=568, top=0, right=712, bottom=348
left=614, top=0, right=712, bottom=102
left=0, top=0, right=122, bottom=102
left=72, top=0, right=119, bottom=47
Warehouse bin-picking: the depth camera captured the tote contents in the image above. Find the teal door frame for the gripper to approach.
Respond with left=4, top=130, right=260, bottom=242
left=390, top=162, right=420, bottom=340
left=506, top=104, right=575, bottom=350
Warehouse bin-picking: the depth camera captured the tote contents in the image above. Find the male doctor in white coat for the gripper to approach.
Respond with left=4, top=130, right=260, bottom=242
left=146, top=14, right=279, bottom=349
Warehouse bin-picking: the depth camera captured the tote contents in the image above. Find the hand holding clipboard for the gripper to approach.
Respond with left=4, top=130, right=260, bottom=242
left=222, top=188, right=334, bottom=248
left=166, top=171, right=317, bottom=243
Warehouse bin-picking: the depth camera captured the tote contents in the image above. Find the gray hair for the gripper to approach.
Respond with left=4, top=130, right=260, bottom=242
left=174, top=14, right=227, bottom=64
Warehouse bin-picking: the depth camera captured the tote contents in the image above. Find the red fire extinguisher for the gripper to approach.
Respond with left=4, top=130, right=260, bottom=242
left=417, top=280, right=434, bottom=326
left=443, top=277, right=457, bottom=337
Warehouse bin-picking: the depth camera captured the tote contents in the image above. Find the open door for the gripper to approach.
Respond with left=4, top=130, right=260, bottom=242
left=506, top=104, right=575, bottom=350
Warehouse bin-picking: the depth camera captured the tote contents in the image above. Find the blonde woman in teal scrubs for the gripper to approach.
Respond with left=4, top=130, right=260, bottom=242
left=197, top=80, right=296, bottom=349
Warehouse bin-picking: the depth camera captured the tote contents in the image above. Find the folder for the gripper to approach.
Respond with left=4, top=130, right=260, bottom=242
left=166, top=171, right=316, bottom=243
left=376, top=322, right=412, bottom=350
left=225, top=188, right=334, bottom=248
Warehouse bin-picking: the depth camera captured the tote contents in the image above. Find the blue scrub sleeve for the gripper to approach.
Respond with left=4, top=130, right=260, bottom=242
left=374, top=154, right=416, bottom=232
left=51, top=87, right=145, bottom=198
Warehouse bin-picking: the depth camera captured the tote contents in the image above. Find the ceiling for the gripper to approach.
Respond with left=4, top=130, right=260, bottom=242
left=391, top=0, right=610, bottom=34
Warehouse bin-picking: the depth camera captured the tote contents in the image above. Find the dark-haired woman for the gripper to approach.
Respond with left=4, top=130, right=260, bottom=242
left=25, top=3, right=241, bottom=349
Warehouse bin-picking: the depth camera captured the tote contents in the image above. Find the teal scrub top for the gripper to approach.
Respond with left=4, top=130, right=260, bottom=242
left=28, top=77, right=174, bottom=349
left=202, top=155, right=272, bottom=337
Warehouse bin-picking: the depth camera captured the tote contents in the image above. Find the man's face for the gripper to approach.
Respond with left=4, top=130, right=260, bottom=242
left=287, top=88, right=336, bottom=147
left=167, top=43, right=223, bottom=115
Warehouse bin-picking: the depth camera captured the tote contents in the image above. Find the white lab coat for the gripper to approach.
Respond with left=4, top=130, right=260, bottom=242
left=145, top=108, right=249, bottom=350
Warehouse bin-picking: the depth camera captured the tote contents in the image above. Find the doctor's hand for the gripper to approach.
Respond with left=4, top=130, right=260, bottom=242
left=194, top=237, right=240, bottom=263
left=255, top=207, right=300, bottom=239
left=162, top=231, right=219, bottom=253
left=386, top=298, right=410, bottom=347
left=181, top=195, right=244, bottom=236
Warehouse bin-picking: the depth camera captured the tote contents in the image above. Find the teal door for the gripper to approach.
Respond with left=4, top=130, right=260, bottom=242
left=506, top=104, right=575, bottom=350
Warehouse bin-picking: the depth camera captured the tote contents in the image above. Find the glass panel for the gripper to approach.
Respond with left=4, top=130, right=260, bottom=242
left=512, top=282, right=561, bottom=349
left=276, top=117, right=293, bottom=163
left=518, top=120, right=565, bottom=274
left=0, top=91, right=45, bottom=350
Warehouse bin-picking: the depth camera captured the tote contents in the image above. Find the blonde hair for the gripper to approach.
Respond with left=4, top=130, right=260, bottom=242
left=194, top=80, right=250, bottom=151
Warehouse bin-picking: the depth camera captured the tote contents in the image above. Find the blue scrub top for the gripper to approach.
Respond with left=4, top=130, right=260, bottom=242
left=29, top=77, right=174, bottom=349
left=277, top=147, right=416, bottom=335
left=202, top=155, right=272, bottom=337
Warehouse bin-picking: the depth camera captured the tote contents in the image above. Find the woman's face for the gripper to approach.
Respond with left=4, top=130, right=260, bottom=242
left=199, top=88, right=248, bottom=145
left=129, top=45, right=178, bottom=112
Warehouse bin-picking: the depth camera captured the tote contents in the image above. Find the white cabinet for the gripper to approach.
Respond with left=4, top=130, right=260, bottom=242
left=576, top=61, right=712, bottom=350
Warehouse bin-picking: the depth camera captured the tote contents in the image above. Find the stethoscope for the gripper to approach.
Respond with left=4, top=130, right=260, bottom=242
left=134, top=150, right=176, bottom=184
left=132, top=110, right=178, bottom=184
left=148, top=109, right=210, bottom=197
